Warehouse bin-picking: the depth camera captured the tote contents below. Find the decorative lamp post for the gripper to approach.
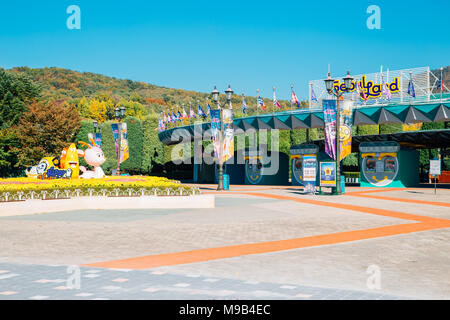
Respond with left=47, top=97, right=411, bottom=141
left=225, top=85, right=233, bottom=109
left=93, top=120, right=98, bottom=133
left=211, top=84, right=233, bottom=191
left=212, top=86, right=220, bottom=109
left=324, top=71, right=353, bottom=195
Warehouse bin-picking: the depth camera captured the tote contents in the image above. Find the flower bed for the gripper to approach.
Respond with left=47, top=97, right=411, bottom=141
left=0, top=176, right=200, bottom=202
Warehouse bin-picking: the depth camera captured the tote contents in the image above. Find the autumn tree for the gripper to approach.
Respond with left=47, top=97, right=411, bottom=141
left=13, top=100, right=81, bottom=166
left=88, top=99, right=107, bottom=123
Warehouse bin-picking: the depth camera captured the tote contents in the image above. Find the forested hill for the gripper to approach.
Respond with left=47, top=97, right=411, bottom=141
left=8, top=66, right=448, bottom=117
left=7, top=67, right=294, bottom=116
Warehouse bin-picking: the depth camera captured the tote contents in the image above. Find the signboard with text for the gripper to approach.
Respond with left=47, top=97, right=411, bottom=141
left=430, top=160, right=441, bottom=176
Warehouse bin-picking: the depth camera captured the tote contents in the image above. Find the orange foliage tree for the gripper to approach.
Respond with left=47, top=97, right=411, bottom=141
left=13, top=100, right=81, bottom=166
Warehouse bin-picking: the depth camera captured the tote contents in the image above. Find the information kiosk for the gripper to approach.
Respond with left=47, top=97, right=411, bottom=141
left=289, top=144, right=319, bottom=187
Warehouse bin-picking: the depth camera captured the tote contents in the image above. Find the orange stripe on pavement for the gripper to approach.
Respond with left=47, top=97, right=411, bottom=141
left=242, top=192, right=447, bottom=224
left=84, top=191, right=450, bottom=270
left=84, top=222, right=446, bottom=270
left=344, top=188, right=403, bottom=195
left=345, top=193, right=450, bottom=208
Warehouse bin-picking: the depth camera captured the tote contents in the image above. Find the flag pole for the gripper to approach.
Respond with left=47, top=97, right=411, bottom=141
left=290, top=84, right=294, bottom=111
left=272, top=87, right=275, bottom=115
left=409, top=70, right=413, bottom=103
left=440, top=67, right=444, bottom=103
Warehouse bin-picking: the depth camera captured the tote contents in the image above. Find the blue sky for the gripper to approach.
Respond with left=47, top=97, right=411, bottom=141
left=0, top=1, right=448, bottom=100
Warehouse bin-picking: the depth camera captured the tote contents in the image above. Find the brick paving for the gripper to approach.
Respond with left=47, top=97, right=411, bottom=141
left=0, top=185, right=448, bottom=299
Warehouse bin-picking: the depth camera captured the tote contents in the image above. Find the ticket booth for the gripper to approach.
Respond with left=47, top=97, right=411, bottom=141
left=290, top=144, right=319, bottom=186
left=244, top=146, right=289, bottom=185
left=359, top=141, right=419, bottom=188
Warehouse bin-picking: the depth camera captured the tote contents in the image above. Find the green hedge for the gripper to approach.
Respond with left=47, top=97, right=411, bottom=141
left=142, top=115, right=164, bottom=174
left=120, top=116, right=143, bottom=174
left=74, top=120, right=95, bottom=168
left=99, top=120, right=118, bottom=175
left=343, top=171, right=360, bottom=178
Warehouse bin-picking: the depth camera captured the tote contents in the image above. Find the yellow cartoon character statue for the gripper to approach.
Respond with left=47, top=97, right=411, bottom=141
left=25, top=143, right=82, bottom=179
left=59, top=143, right=81, bottom=178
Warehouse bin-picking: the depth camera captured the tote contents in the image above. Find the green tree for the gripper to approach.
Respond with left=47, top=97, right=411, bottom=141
left=0, top=131, right=21, bottom=177
left=290, top=129, right=307, bottom=145
left=0, top=68, right=40, bottom=129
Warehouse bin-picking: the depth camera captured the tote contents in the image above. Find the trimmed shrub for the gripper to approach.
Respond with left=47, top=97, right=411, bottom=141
left=74, top=120, right=95, bottom=168
left=99, top=120, right=117, bottom=175
left=379, top=124, right=403, bottom=134
left=120, top=116, right=143, bottom=174
left=142, top=115, right=164, bottom=174
left=356, top=125, right=379, bottom=135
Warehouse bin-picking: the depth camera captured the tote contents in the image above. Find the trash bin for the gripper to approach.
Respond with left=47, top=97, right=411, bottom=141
left=340, top=175, right=345, bottom=194
left=223, top=174, right=230, bottom=190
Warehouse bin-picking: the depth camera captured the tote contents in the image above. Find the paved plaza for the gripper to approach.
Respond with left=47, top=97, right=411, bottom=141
left=0, top=185, right=449, bottom=300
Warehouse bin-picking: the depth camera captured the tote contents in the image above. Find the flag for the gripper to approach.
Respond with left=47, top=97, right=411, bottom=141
left=292, top=89, right=300, bottom=108
left=437, top=77, right=443, bottom=90
left=273, top=90, right=282, bottom=108
left=171, top=112, right=177, bottom=122
left=310, top=86, right=318, bottom=103
left=242, top=95, right=247, bottom=114
left=407, top=79, right=416, bottom=98
left=198, top=104, right=207, bottom=118
left=177, top=110, right=182, bottom=121
left=182, top=106, right=188, bottom=119
left=383, top=82, right=392, bottom=100
left=206, top=104, right=211, bottom=115
left=190, top=106, right=196, bottom=118
left=257, top=96, right=266, bottom=110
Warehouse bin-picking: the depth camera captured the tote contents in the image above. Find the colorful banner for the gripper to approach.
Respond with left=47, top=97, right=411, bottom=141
left=111, top=123, right=120, bottom=160
left=303, top=155, right=317, bottom=194
left=339, top=100, right=353, bottom=160
left=95, top=133, right=102, bottom=147
left=120, top=122, right=129, bottom=163
left=111, top=123, right=129, bottom=164
left=210, top=109, right=221, bottom=162
left=322, top=99, right=337, bottom=160
left=222, top=109, right=234, bottom=164
left=320, top=162, right=336, bottom=187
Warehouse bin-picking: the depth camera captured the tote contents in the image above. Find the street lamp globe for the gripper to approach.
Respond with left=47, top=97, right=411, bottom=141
left=211, top=86, right=220, bottom=103
left=120, top=106, right=126, bottom=118
left=324, top=72, right=335, bottom=94
left=225, top=85, right=233, bottom=102
left=114, top=107, right=120, bottom=118
left=93, top=120, right=98, bottom=130
left=343, top=71, right=353, bottom=91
